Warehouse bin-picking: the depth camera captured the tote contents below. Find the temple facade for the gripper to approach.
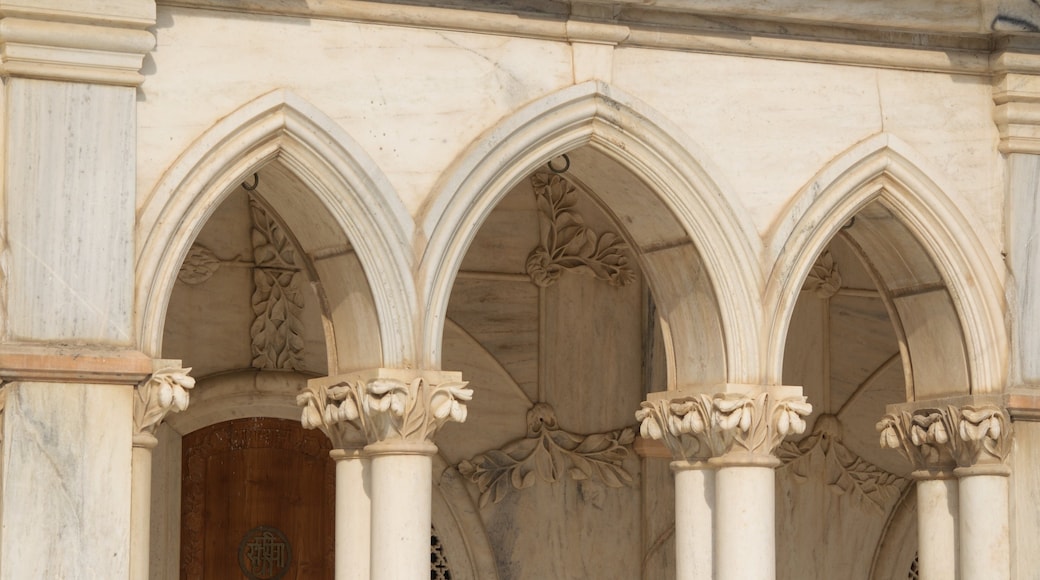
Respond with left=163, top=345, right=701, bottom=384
left=2, top=0, right=1040, bottom=578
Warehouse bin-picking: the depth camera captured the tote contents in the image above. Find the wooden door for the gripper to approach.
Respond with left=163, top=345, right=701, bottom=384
left=181, top=417, right=334, bottom=580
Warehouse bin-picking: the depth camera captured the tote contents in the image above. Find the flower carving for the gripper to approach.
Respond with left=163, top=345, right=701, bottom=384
left=636, top=391, right=811, bottom=461
left=298, top=375, right=472, bottom=447
left=134, top=367, right=196, bottom=436
left=525, top=173, right=635, bottom=288
left=876, top=404, right=1011, bottom=469
left=802, top=251, right=842, bottom=299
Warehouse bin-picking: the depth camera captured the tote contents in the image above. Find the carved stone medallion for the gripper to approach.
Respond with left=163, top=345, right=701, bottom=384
left=238, top=526, right=292, bottom=580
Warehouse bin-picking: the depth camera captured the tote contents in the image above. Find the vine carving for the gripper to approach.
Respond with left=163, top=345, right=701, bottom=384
left=457, top=403, right=635, bottom=508
left=249, top=199, right=304, bottom=370
left=777, top=414, right=907, bottom=513
left=525, top=172, right=634, bottom=288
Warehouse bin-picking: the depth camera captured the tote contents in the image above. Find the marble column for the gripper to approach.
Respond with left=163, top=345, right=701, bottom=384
left=878, top=398, right=1013, bottom=580
left=637, top=385, right=811, bottom=580
left=301, top=368, right=471, bottom=580
left=130, top=366, right=195, bottom=580
left=329, top=447, right=371, bottom=580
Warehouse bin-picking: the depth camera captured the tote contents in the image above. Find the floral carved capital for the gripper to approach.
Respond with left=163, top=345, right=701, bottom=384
left=876, top=403, right=1011, bottom=470
left=299, top=372, right=472, bottom=448
left=134, top=367, right=195, bottom=437
left=636, top=390, right=811, bottom=462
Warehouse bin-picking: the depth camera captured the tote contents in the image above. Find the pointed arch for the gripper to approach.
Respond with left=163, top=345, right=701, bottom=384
left=765, top=134, right=1006, bottom=395
left=418, top=81, right=763, bottom=386
left=137, top=89, right=417, bottom=368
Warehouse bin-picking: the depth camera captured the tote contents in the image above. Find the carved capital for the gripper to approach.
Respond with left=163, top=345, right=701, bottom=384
left=877, top=399, right=1012, bottom=472
left=134, top=367, right=195, bottom=439
left=636, top=386, right=811, bottom=464
left=300, top=369, right=471, bottom=449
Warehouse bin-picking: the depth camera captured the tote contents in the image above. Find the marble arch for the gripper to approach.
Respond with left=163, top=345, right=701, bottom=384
left=419, top=80, right=763, bottom=386
left=765, top=134, right=1007, bottom=396
left=135, top=89, right=417, bottom=369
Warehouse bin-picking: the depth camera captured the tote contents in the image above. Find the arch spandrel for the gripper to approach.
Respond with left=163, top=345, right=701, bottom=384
left=136, top=89, right=417, bottom=369
left=766, top=134, right=1007, bottom=397
left=418, top=81, right=763, bottom=388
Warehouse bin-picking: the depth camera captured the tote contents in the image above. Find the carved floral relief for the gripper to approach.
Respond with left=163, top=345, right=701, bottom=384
left=635, top=391, right=812, bottom=461
left=802, top=251, right=842, bottom=299
left=134, top=367, right=195, bottom=436
left=525, top=173, right=635, bottom=288
left=298, top=375, right=473, bottom=448
left=776, top=414, right=907, bottom=513
left=249, top=199, right=305, bottom=371
left=876, top=403, right=1012, bottom=469
left=457, top=403, right=635, bottom=508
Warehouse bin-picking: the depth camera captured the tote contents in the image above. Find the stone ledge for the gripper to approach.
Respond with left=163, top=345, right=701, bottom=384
left=0, top=343, right=153, bottom=384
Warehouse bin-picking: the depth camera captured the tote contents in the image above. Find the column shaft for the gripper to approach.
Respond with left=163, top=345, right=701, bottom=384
left=130, top=437, right=157, bottom=580
left=916, top=477, right=959, bottom=580
left=333, top=449, right=371, bottom=580
left=714, top=465, right=776, bottom=580
left=369, top=444, right=434, bottom=580
left=958, top=471, right=1010, bottom=580
left=673, top=462, right=714, bottom=580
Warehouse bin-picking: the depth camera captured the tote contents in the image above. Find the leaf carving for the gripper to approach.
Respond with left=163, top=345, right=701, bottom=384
left=457, top=403, right=636, bottom=507
left=779, top=414, right=908, bottom=513
left=525, top=173, right=635, bottom=288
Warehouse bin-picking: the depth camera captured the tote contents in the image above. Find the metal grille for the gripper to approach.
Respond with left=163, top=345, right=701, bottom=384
left=431, top=531, right=452, bottom=580
left=908, top=553, right=919, bottom=579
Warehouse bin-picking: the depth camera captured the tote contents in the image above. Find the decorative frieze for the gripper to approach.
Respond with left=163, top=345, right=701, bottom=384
left=525, top=172, right=634, bottom=288
left=876, top=402, right=1012, bottom=470
left=299, top=370, right=472, bottom=448
left=777, top=414, right=907, bottom=513
left=457, top=403, right=635, bottom=507
left=133, top=367, right=195, bottom=437
left=635, top=388, right=812, bottom=463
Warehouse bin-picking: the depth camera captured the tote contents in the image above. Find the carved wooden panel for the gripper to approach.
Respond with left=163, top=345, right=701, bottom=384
left=181, top=417, right=334, bottom=580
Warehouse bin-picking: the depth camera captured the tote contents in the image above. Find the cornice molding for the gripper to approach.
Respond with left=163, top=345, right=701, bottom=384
left=160, top=0, right=1000, bottom=75
left=0, top=15, right=155, bottom=86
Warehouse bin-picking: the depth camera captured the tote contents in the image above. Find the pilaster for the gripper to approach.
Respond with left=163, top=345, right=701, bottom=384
left=131, top=364, right=194, bottom=580
left=0, top=349, right=152, bottom=579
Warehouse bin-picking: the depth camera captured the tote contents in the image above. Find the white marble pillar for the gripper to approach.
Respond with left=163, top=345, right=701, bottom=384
left=301, top=369, right=471, bottom=580
left=957, top=466, right=1010, bottom=580
left=331, top=447, right=371, bottom=580
left=672, top=462, right=714, bottom=580
left=131, top=434, right=158, bottom=580
left=879, top=399, right=1014, bottom=580
left=637, top=385, right=811, bottom=580
left=914, top=474, right=959, bottom=580
left=130, top=367, right=194, bottom=580
left=368, top=441, right=437, bottom=580
left=713, top=460, right=778, bottom=580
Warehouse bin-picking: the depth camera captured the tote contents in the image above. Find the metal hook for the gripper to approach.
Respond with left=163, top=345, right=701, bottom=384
left=841, top=216, right=856, bottom=230
left=242, top=173, right=259, bottom=191
left=547, top=154, right=570, bottom=174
